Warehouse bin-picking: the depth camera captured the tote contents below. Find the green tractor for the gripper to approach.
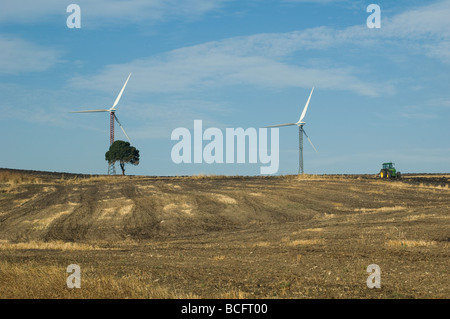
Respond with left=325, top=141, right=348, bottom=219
left=379, top=162, right=401, bottom=179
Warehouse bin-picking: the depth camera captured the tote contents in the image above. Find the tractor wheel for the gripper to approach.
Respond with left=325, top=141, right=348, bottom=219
left=380, top=170, right=385, bottom=179
left=387, top=171, right=392, bottom=179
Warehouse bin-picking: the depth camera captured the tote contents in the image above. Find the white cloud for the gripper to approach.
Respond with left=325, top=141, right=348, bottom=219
left=68, top=30, right=387, bottom=97
left=6, top=1, right=447, bottom=101
left=432, top=98, right=450, bottom=108
left=398, top=112, right=437, bottom=120
left=0, top=0, right=230, bottom=25
left=66, top=1, right=450, bottom=96
left=425, top=41, right=450, bottom=65
left=383, top=1, right=450, bottom=39
left=0, top=35, right=60, bottom=74
left=380, top=1, right=450, bottom=64
left=282, top=0, right=348, bottom=3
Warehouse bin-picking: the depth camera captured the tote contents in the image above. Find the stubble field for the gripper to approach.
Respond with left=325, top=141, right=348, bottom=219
left=0, top=168, right=448, bottom=299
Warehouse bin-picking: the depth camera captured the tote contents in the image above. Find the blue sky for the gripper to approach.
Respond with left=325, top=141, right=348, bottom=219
left=0, top=0, right=449, bottom=176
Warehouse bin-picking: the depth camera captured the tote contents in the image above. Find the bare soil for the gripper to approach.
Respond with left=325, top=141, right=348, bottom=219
left=0, top=169, right=448, bottom=299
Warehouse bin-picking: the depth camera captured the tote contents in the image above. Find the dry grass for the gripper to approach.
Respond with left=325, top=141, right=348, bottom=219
left=355, top=206, right=407, bottom=214
left=404, top=213, right=435, bottom=221
left=59, top=175, right=128, bottom=185
left=0, top=171, right=43, bottom=185
left=295, top=174, right=358, bottom=181
left=0, top=170, right=449, bottom=299
left=0, top=261, right=199, bottom=299
left=318, top=213, right=335, bottom=219
left=281, top=236, right=324, bottom=247
left=0, top=171, right=43, bottom=193
left=386, top=240, right=438, bottom=247
left=0, top=240, right=113, bottom=251
left=219, top=289, right=249, bottom=299
left=377, top=180, right=450, bottom=191
left=212, top=193, right=237, bottom=204
left=304, top=228, right=324, bottom=232
left=291, top=228, right=324, bottom=235
left=190, top=173, right=217, bottom=179
left=253, top=241, right=271, bottom=247
left=0, top=170, right=137, bottom=188
left=286, top=239, right=324, bottom=246
left=213, top=255, right=226, bottom=261
left=296, top=174, right=321, bottom=180
left=404, top=174, right=450, bottom=178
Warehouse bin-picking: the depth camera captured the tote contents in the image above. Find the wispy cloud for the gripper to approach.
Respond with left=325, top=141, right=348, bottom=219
left=430, top=98, right=450, bottom=108
left=68, top=29, right=388, bottom=97
left=66, top=1, right=450, bottom=98
left=0, top=35, right=60, bottom=74
left=398, top=112, right=437, bottom=120
left=0, top=83, right=79, bottom=127
left=0, top=0, right=231, bottom=25
left=282, top=0, right=349, bottom=3
left=383, top=0, right=450, bottom=39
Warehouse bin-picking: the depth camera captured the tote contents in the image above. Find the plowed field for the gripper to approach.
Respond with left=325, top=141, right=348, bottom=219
left=0, top=169, right=448, bottom=298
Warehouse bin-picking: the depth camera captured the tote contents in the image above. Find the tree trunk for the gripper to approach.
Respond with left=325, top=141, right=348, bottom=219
left=120, top=162, right=125, bottom=176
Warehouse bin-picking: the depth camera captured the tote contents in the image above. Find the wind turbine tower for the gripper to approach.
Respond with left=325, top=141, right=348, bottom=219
left=265, top=87, right=317, bottom=175
left=71, top=73, right=133, bottom=175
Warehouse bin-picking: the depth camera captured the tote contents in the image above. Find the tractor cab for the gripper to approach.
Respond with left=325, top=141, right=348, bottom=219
left=379, top=162, right=401, bottom=179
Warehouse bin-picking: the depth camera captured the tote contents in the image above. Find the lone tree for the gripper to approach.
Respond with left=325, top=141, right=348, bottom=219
left=105, top=140, right=140, bottom=175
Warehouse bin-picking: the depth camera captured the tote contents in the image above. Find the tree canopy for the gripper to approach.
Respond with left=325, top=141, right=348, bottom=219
left=105, top=140, right=140, bottom=175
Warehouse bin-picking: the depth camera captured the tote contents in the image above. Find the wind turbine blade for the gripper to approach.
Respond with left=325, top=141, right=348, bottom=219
left=303, top=129, right=318, bottom=153
left=298, top=87, right=314, bottom=123
left=111, top=73, right=132, bottom=109
left=114, top=114, right=132, bottom=144
left=263, top=123, right=297, bottom=128
left=70, top=110, right=109, bottom=113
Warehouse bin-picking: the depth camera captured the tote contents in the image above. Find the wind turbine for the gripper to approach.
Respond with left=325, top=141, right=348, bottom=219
left=265, top=87, right=318, bottom=175
left=70, top=73, right=133, bottom=175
